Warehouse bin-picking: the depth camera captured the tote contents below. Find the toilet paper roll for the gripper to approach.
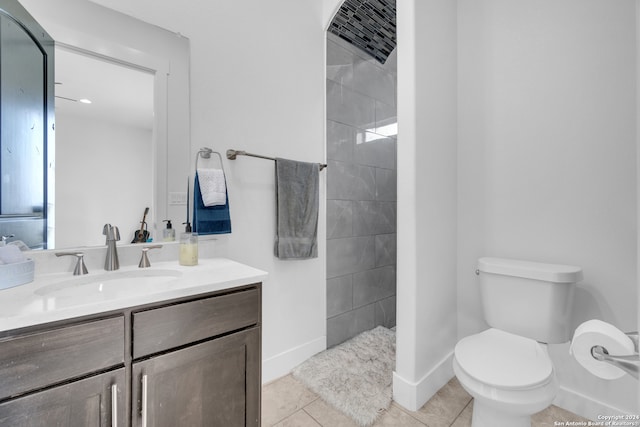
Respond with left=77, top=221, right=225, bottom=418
left=569, top=319, right=636, bottom=380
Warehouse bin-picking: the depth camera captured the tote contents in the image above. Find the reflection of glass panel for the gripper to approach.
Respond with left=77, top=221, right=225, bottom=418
left=0, top=13, right=45, bottom=214
left=0, top=11, right=47, bottom=249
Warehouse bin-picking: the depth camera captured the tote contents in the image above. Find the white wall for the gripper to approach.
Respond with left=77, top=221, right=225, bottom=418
left=458, top=0, right=638, bottom=417
left=87, top=0, right=328, bottom=383
left=188, top=1, right=326, bottom=384
left=393, top=0, right=458, bottom=411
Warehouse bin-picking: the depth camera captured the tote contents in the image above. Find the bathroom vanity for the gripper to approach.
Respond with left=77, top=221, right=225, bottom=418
left=0, top=258, right=266, bottom=426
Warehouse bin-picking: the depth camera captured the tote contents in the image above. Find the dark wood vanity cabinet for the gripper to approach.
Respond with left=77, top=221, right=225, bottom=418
left=131, top=287, right=261, bottom=427
left=0, top=283, right=262, bottom=427
left=0, top=369, right=126, bottom=427
left=132, top=328, right=260, bottom=427
left=0, top=316, right=125, bottom=426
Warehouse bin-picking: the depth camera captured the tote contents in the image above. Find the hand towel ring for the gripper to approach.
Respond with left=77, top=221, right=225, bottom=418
left=195, top=147, right=226, bottom=175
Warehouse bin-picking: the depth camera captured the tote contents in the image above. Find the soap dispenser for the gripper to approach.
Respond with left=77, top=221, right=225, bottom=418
left=162, top=220, right=175, bottom=242
left=179, top=221, right=198, bottom=266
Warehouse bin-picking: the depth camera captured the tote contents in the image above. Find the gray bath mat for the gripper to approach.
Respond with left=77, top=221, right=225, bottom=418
left=292, top=326, right=396, bottom=426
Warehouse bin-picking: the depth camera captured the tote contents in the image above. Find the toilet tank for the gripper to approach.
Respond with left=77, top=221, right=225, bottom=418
left=477, top=257, right=582, bottom=344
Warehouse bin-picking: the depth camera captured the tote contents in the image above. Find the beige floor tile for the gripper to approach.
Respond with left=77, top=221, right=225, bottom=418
left=274, top=410, right=322, bottom=427
left=373, top=405, right=428, bottom=427
left=532, top=404, right=593, bottom=427
left=263, top=373, right=592, bottom=427
left=303, top=399, right=360, bottom=427
left=409, top=377, right=473, bottom=427
left=450, top=401, right=473, bottom=427
left=262, top=375, right=319, bottom=427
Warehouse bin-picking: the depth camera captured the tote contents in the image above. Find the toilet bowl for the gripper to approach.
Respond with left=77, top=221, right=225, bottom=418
left=453, top=328, right=558, bottom=427
left=455, top=258, right=582, bottom=427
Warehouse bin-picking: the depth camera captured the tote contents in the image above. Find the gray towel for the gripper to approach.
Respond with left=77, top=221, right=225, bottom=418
left=275, top=158, right=319, bottom=259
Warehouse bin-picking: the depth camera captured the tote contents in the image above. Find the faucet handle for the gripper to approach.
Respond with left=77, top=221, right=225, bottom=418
left=139, top=245, right=163, bottom=268
left=103, top=224, right=113, bottom=240
left=103, top=224, right=121, bottom=241
left=56, top=252, right=89, bottom=276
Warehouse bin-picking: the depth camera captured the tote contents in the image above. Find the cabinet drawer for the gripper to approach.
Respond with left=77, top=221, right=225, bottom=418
left=133, top=287, right=260, bottom=358
left=0, top=316, right=125, bottom=400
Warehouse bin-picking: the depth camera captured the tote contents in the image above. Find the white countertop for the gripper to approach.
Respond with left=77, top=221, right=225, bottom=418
left=0, top=258, right=268, bottom=332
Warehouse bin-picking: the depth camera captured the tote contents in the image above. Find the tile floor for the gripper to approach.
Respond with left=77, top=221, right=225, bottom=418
left=262, top=374, right=592, bottom=427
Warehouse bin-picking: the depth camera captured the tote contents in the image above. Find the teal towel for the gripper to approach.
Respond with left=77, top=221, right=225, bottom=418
left=274, top=158, right=319, bottom=259
left=193, top=172, right=231, bottom=235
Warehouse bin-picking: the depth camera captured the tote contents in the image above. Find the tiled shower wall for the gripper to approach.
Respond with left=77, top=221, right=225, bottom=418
left=326, top=33, right=397, bottom=347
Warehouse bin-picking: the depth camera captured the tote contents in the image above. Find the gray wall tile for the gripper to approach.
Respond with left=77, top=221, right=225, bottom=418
left=326, top=34, right=397, bottom=347
left=375, top=233, right=396, bottom=267
left=327, top=160, right=376, bottom=201
left=352, top=58, right=396, bottom=106
left=327, top=79, right=376, bottom=130
left=327, top=304, right=375, bottom=348
left=327, top=236, right=376, bottom=279
left=376, top=168, right=397, bottom=201
left=326, top=39, right=355, bottom=87
left=374, top=296, right=397, bottom=330
left=375, top=101, right=397, bottom=136
left=327, top=200, right=353, bottom=239
left=327, top=275, right=353, bottom=318
left=353, top=266, right=396, bottom=308
left=353, top=201, right=396, bottom=236
left=327, top=120, right=355, bottom=162
left=354, top=131, right=396, bottom=169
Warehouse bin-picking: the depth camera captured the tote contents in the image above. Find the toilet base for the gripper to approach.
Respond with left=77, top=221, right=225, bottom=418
left=472, top=399, right=531, bottom=427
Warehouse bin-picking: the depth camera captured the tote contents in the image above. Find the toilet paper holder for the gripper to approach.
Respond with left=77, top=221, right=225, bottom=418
left=591, top=331, right=639, bottom=380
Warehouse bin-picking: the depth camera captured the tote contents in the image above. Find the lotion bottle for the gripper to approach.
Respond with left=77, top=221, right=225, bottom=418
left=162, top=220, right=175, bottom=242
left=179, top=222, right=198, bottom=266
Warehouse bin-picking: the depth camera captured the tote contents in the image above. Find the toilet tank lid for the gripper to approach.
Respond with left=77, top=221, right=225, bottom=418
left=478, top=257, right=583, bottom=283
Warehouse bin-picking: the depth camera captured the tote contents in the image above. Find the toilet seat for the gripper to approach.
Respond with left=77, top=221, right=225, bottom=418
left=454, top=328, right=553, bottom=390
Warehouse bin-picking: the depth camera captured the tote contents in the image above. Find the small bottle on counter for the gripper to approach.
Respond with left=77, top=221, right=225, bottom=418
left=162, top=220, right=175, bottom=242
left=179, top=222, right=198, bottom=266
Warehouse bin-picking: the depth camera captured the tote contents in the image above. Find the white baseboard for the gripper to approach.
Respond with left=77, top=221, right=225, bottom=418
left=554, top=386, right=635, bottom=421
left=262, top=336, right=326, bottom=384
left=393, top=351, right=454, bottom=411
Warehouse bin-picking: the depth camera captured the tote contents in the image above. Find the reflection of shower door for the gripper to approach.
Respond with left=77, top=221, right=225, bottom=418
left=0, top=10, right=49, bottom=249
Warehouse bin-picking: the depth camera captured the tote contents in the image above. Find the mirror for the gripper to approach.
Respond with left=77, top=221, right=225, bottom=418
left=0, top=0, right=190, bottom=250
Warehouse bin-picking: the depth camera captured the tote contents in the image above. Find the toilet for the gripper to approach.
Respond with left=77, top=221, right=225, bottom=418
left=453, top=257, right=582, bottom=427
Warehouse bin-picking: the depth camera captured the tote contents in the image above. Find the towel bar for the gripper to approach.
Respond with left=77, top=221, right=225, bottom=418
left=226, top=149, right=327, bottom=170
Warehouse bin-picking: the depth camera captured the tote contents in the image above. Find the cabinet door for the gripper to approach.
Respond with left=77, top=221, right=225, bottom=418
left=132, top=327, right=260, bottom=427
left=0, top=368, right=125, bottom=427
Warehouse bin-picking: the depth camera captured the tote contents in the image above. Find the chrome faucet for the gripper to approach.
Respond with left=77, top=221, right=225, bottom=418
left=103, top=224, right=120, bottom=271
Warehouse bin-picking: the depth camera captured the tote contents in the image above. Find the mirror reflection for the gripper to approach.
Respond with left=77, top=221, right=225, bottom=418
left=0, top=4, right=51, bottom=249
left=0, top=0, right=190, bottom=251
left=53, top=47, right=154, bottom=248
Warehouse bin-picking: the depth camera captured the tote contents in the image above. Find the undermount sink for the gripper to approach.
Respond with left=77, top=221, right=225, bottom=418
left=35, top=269, right=183, bottom=299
